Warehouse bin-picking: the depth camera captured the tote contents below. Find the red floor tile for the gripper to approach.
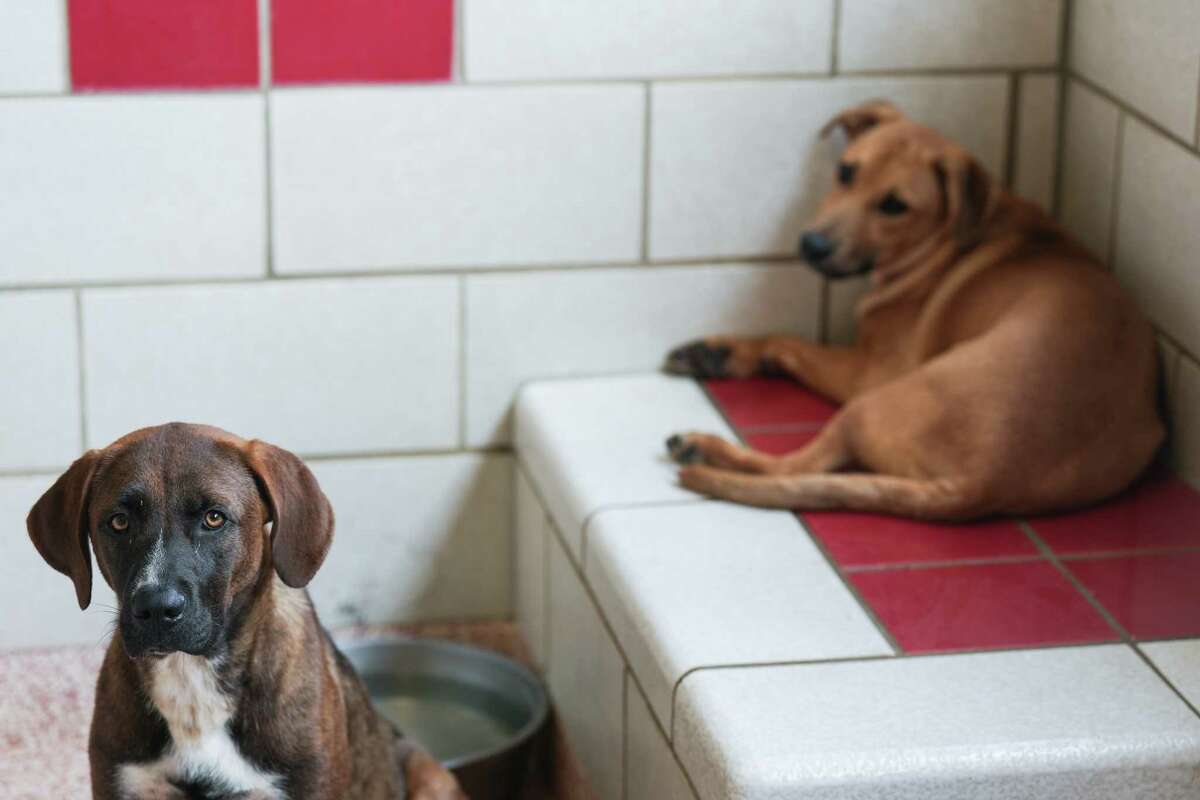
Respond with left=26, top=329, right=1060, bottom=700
left=1029, top=476, right=1200, bottom=555
left=743, top=429, right=821, bottom=456
left=804, top=512, right=1037, bottom=568
left=704, top=378, right=838, bottom=429
left=851, top=561, right=1117, bottom=653
left=272, top=0, right=453, bottom=85
left=1065, top=552, right=1200, bottom=640
left=69, top=0, right=259, bottom=90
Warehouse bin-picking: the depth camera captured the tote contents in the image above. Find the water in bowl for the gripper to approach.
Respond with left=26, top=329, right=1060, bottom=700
left=365, top=673, right=525, bottom=763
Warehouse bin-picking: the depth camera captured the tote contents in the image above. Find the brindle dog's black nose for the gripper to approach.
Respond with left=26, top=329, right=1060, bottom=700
left=800, top=231, right=835, bottom=264
left=131, top=585, right=187, bottom=624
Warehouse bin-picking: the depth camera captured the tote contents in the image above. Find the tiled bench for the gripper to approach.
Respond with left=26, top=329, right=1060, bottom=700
left=514, top=373, right=1200, bottom=800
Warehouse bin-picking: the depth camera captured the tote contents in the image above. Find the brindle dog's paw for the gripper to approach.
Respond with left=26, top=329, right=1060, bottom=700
left=666, top=433, right=703, bottom=465
left=664, top=341, right=731, bottom=378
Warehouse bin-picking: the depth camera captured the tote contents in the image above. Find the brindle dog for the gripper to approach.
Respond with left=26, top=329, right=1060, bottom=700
left=27, top=423, right=465, bottom=800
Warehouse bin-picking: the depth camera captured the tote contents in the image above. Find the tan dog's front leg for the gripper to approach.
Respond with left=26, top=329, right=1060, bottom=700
left=665, top=336, right=864, bottom=403
left=404, top=749, right=467, bottom=800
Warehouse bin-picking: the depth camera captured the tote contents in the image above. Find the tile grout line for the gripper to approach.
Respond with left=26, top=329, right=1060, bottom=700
left=258, top=0, right=275, bottom=278
left=457, top=276, right=467, bottom=449
left=60, top=0, right=72, bottom=92
left=73, top=290, right=89, bottom=450
left=1049, top=3, right=1072, bottom=217
left=1104, top=111, right=1126, bottom=268
left=1068, top=70, right=1200, bottom=157
left=1131, top=643, right=1200, bottom=721
left=625, top=670, right=705, bottom=800
left=621, top=667, right=629, bottom=800
left=639, top=82, right=652, bottom=262
left=1003, top=72, right=1021, bottom=189
left=455, top=0, right=466, bottom=82
left=829, top=0, right=842, bottom=75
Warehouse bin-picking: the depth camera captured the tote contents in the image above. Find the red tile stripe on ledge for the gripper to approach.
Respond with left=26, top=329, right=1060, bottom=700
left=701, top=377, right=1200, bottom=654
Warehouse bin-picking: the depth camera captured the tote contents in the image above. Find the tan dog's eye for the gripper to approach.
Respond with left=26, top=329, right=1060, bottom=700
left=877, top=192, right=909, bottom=216
left=203, top=510, right=227, bottom=530
left=837, top=162, right=856, bottom=186
left=109, top=513, right=129, bottom=532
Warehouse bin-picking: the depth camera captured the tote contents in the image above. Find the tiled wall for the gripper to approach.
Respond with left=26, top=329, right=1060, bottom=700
left=0, top=0, right=1063, bottom=649
left=1058, top=0, right=1200, bottom=487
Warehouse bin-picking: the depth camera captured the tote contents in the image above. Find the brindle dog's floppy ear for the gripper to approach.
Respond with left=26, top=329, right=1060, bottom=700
left=935, top=150, right=997, bottom=246
left=27, top=451, right=101, bottom=610
left=821, top=99, right=904, bottom=141
left=246, top=440, right=334, bottom=588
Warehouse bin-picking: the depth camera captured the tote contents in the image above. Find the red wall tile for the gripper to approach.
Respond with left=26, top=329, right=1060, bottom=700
left=805, top=513, right=1037, bottom=568
left=1067, top=553, right=1200, bottom=640
left=69, top=0, right=259, bottom=90
left=272, top=0, right=453, bottom=85
left=705, top=378, right=838, bottom=429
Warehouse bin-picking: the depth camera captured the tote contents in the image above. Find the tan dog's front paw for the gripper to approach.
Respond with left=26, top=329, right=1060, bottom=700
left=666, top=432, right=704, bottom=464
left=664, top=338, right=763, bottom=378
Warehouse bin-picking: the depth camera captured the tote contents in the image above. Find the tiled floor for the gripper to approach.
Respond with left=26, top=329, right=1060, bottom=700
left=704, top=377, right=1200, bottom=654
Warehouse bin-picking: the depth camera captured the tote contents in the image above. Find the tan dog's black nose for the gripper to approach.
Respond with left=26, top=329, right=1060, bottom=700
left=131, top=585, right=187, bottom=624
left=800, top=231, right=835, bottom=264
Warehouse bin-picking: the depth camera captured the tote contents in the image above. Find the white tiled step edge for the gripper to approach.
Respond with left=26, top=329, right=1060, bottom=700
left=514, top=374, right=1200, bottom=800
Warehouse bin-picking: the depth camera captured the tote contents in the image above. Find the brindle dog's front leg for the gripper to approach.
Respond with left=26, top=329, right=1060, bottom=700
left=665, top=335, right=865, bottom=403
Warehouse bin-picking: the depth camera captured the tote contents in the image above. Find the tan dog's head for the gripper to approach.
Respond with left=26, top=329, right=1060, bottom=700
left=26, top=423, right=333, bottom=659
left=799, top=100, right=997, bottom=280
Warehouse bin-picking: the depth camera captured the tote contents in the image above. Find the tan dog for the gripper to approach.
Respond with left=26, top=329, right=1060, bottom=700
left=665, top=101, right=1163, bottom=521
left=27, top=423, right=464, bottom=800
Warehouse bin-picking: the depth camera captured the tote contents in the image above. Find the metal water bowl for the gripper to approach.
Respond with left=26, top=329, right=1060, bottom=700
left=342, top=637, right=549, bottom=799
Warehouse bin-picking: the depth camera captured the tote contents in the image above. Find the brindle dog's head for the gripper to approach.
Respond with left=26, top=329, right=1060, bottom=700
left=799, top=100, right=997, bottom=280
left=27, top=423, right=333, bottom=659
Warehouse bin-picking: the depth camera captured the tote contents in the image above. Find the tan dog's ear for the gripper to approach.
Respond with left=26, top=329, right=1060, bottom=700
left=821, top=100, right=904, bottom=141
left=935, top=151, right=997, bottom=246
left=27, top=451, right=101, bottom=610
left=246, top=440, right=334, bottom=588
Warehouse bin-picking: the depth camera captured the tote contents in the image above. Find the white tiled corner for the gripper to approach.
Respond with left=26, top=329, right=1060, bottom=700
left=514, top=465, right=549, bottom=669
left=676, top=646, right=1200, bottom=800
left=0, top=2, right=67, bottom=94
left=0, top=475, right=118, bottom=650
left=627, top=678, right=697, bottom=800
left=1014, top=74, right=1061, bottom=210
left=81, top=277, right=459, bottom=455
left=649, top=76, right=1009, bottom=261
left=1174, top=356, right=1200, bottom=491
left=0, top=95, right=265, bottom=286
left=1114, top=120, right=1200, bottom=356
left=514, top=374, right=732, bottom=562
left=463, top=0, right=833, bottom=81
left=826, top=276, right=870, bottom=346
left=1142, top=640, right=1200, bottom=710
left=586, top=503, right=892, bottom=732
left=465, top=264, right=821, bottom=446
left=306, top=454, right=511, bottom=625
left=1070, top=0, right=1200, bottom=142
left=546, top=534, right=625, bottom=800
left=1058, top=80, right=1121, bottom=260
left=839, top=0, right=1060, bottom=71
left=0, top=291, right=81, bottom=471
left=270, top=85, right=643, bottom=274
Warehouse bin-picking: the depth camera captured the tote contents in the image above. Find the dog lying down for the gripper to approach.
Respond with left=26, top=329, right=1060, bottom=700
left=27, top=423, right=466, bottom=800
left=666, top=100, right=1163, bottom=522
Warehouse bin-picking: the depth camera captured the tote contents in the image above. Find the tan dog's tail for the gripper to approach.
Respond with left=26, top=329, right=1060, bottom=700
left=678, top=467, right=986, bottom=522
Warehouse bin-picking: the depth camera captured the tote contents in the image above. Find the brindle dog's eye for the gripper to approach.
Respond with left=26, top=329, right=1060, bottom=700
left=109, top=513, right=129, bottom=532
left=837, top=161, right=856, bottom=186
left=202, top=510, right=227, bottom=530
left=877, top=192, right=909, bottom=216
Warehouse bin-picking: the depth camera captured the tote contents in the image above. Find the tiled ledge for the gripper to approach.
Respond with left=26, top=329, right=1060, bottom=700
left=514, top=373, right=1200, bottom=799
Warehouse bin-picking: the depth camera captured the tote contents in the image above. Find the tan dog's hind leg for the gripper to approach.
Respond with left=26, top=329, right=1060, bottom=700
left=678, top=467, right=985, bottom=522
left=667, top=421, right=853, bottom=475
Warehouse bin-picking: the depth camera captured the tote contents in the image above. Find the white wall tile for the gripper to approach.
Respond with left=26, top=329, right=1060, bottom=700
left=587, top=503, right=891, bottom=731
left=307, top=454, right=511, bottom=625
left=1174, top=356, right=1200, bottom=490
left=0, top=2, right=67, bottom=94
left=1142, top=640, right=1200, bottom=710
left=0, top=95, right=265, bottom=286
left=1070, top=0, right=1200, bottom=142
left=1014, top=74, right=1060, bottom=210
left=271, top=85, right=644, bottom=274
left=0, top=474, right=118, bottom=650
left=466, top=264, right=820, bottom=445
left=649, top=76, right=1009, bottom=261
left=676, top=646, right=1200, bottom=799
left=514, top=464, right=549, bottom=669
left=627, top=678, right=696, bottom=800
left=547, top=535, right=624, bottom=800
left=0, top=291, right=81, bottom=471
left=840, top=0, right=1060, bottom=71
left=81, top=277, right=459, bottom=455
left=1058, top=80, right=1121, bottom=259
left=463, top=0, right=833, bottom=81
left=1114, top=120, right=1200, bottom=356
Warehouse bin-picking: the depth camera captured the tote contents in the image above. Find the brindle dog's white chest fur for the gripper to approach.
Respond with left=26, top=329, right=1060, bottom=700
left=118, top=653, right=283, bottom=800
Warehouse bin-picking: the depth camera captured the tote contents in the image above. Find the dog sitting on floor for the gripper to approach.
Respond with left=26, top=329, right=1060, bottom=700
left=27, top=423, right=465, bottom=800
left=665, top=100, right=1163, bottom=521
